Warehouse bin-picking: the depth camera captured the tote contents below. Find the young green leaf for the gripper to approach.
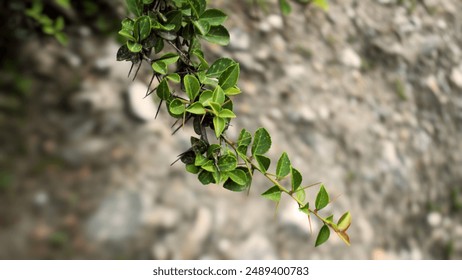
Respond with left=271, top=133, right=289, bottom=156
left=315, top=184, right=329, bottom=211
left=276, top=152, right=291, bottom=180
left=261, top=186, right=282, bottom=202
left=201, top=25, right=230, bottom=46
left=315, top=225, right=330, bottom=247
left=127, top=41, right=142, bottom=52
left=207, top=58, right=236, bottom=78
left=218, top=64, right=239, bottom=90
left=337, top=212, right=352, bottom=232
left=212, top=85, right=226, bottom=104
left=184, top=74, right=201, bottom=101
left=209, top=102, right=221, bottom=115
left=225, top=86, right=241, bottom=96
left=186, top=102, right=206, bottom=114
left=313, top=0, right=329, bottom=11
left=255, top=155, right=271, bottom=173
left=217, top=154, right=237, bottom=172
left=152, top=61, right=167, bottom=75
left=169, top=99, right=185, bottom=115
left=238, top=129, right=252, bottom=147
left=213, top=116, right=226, bottom=138
left=299, top=203, right=310, bottom=215
left=218, top=109, right=236, bottom=119
left=167, top=73, right=181, bottom=83
left=157, top=52, right=180, bottom=65
left=199, top=90, right=213, bottom=106
left=200, top=9, right=227, bottom=26
left=252, top=128, right=272, bottom=156
left=194, top=154, right=207, bottom=166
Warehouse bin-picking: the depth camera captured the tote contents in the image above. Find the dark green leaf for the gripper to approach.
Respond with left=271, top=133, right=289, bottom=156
left=137, top=16, right=151, bottom=41
left=200, top=9, right=227, bottom=26
left=169, top=99, right=185, bottom=115
left=198, top=170, right=215, bottom=185
left=261, top=186, right=282, bottom=202
left=315, top=225, right=330, bottom=247
left=117, top=45, right=136, bottom=61
left=255, top=155, right=271, bottom=173
left=186, top=0, right=206, bottom=18
left=238, top=129, right=252, bottom=147
left=165, top=10, right=182, bottom=32
left=218, top=154, right=237, bottom=172
left=186, top=164, right=200, bottom=174
left=228, top=169, right=247, bottom=185
left=213, top=116, right=226, bottom=138
left=157, top=79, right=171, bottom=100
left=291, top=167, right=303, bottom=191
left=218, top=64, right=239, bottom=90
left=207, top=58, right=236, bottom=78
left=315, top=184, right=329, bottom=211
left=276, top=152, right=291, bottom=180
left=252, top=128, right=272, bottom=156
left=184, top=74, right=201, bottom=101
left=201, top=25, right=230, bottom=46
left=126, top=0, right=143, bottom=16
left=193, top=19, right=211, bottom=35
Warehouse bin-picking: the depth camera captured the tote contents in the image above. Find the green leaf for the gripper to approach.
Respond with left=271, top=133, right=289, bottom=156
left=238, top=129, right=252, bottom=147
left=169, top=99, right=185, bottom=115
left=167, top=73, right=181, bottom=83
left=337, top=212, right=352, bottom=232
left=261, top=186, right=281, bottom=202
left=213, top=116, right=226, bottom=138
left=218, top=154, right=237, bottom=172
left=207, top=58, right=236, bottom=78
left=157, top=52, right=180, bottom=65
left=228, top=169, right=247, bottom=185
left=218, top=64, right=240, bottom=90
left=199, top=90, right=213, bottom=106
left=209, top=102, right=221, bottom=115
left=255, top=155, right=271, bottom=173
left=157, top=79, right=171, bottom=100
left=127, top=41, right=142, bottom=52
left=193, top=19, right=211, bottom=35
left=136, top=16, right=151, bottom=41
left=152, top=61, right=167, bottom=75
left=291, top=167, right=302, bottom=191
left=278, top=0, right=292, bottom=15
left=218, top=109, right=236, bottom=119
left=186, top=164, right=200, bottom=174
left=315, top=184, right=329, bottom=211
left=165, top=10, right=182, bottom=32
left=186, top=0, right=206, bottom=18
left=276, top=152, right=291, bottom=180
left=315, top=225, right=330, bottom=247
left=192, top=50, right=209, bottom=70
left=313, top=0, right=329, bottom=11
left=194, top=154, right=207, bottom=166
left=143, top=0, right=154, bottom=4
left=198, top=170, right=215, bottom=185
left=119, top=29, right=136, bottom=41
left=200, top=9, right=227, bottom=26
left=201, top=25, right=230, bottom=46
left=201, top=160, right=216, bottom=173
left=184, top=74, right=201, bottom=101
left=186, top=102, right=206, bottom=114
left=225, top=86, right=241, bottom=96
left=252, top=128, right=272, bottom=156
left=212, top=86, right=225, bottom=104
left=295, top=188, right=306, bottom=203
left=126, top=0, right=143, bottom=17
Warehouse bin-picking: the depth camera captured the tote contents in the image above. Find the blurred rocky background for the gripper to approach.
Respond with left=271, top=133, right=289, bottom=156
left=1, top=0, right=462, bottom=259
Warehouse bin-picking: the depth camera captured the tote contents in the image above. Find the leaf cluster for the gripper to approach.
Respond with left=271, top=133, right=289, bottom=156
left=117, top=0, right=350, bottom=247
